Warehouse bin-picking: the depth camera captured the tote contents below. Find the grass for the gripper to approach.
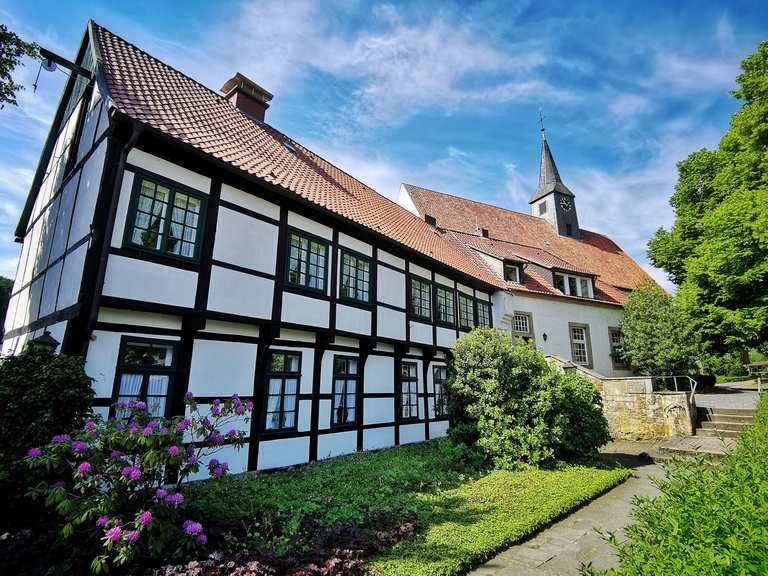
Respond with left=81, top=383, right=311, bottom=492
left=185, top=439, right=630, bottom=575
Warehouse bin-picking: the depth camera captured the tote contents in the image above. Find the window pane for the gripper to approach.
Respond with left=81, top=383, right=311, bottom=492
left=265, top=413, right=280, bottom=430
left=579, top=278, right=590, bottom=297
left=122, top=341, right=175, bottom=367
left=146, top=396, right=166, bottom=417
left=118, top=373, right=143, bottom=395
left=283, top=412, right=295, bottom=428
left=147, top=375, right=169, bottom=395
left=284, top=378, right=298, bottom=395
left=554, top=274, right=565, bottom=293
left=267, top=395, right=281, bottom=411
left=268, top=378, right=282, bottom=395
left=568, top=277, right=578, bottom=296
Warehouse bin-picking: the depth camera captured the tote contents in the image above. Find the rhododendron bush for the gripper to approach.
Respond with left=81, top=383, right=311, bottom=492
left=26, top=393, right=252, bottom=574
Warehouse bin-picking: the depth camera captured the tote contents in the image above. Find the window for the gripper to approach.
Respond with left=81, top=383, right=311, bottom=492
left=114, top=338, right=177, bottom=418
left=554, top=273, right=566, bottom=293
left=126, top=175, right=205, bottom=260
left=340, top=250, right=371, bottom=303
left=332, top=356, right=358, bottom=426
left=410, top=277, right=432, bottom=320
left=458, top=293, right=475, bottom=330
left=436, top=285, right=455, bottom=325
left=286, top=230, right=328, bottom=292
left=609, top=328, right=628, bottom=369
left=512, top=312, right=530, bottom=334
left=554, top=273, right=593, bottom=298
left=265, top=351, right=301, bottom=431
left=538, top=201, right=547, bottom=215
left=568, top=276, right=578, bottom=295
left=433, top=365, right=448, bottom=417
left=400, top=361, right=419, bottom=421
left=566, top=223, right=573, bottom=236
left=569, top=324, right=592, bottom=367
left=476, top=300, right=491, bottom=327
left=504, top=263, right=521, bottom=283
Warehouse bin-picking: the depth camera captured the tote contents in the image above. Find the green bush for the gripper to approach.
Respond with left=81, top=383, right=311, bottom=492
left=446, top=328, right=610, bottom=467
left=0, top=344, right=94, bottom=528
left=595, top=395, right=768, bottom=575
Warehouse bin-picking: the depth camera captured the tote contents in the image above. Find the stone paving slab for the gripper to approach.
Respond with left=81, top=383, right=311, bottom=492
left=657, top=435, right=736, bottom=457
left=469, top=443, right=661, bottom=576
left=695, top=390, right=760, bottom=410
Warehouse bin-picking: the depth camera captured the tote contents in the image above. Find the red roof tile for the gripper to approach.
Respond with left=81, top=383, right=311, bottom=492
left=89, top=23, right=505, bottom=290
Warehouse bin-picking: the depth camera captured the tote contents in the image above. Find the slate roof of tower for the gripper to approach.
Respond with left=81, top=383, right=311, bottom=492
left=403, top=183, right=655, bottom=302
left=89, top=22, right=506, bottom=289
left=529, top=137, right=574, bottom=203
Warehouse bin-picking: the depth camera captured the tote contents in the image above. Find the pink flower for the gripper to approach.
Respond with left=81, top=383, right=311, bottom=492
left=71, top=441, right=88, bottom=453
left=84, top=421, right=96, bottom=431
left=75, top=461, right=92, bottom=475
left=105, top=526, right=122, bottom=542
left=142, top=426, right=154, bottom=437
left=176, top=419, right=191, bottom=432
left=138, top=511, right=152, bottom=526
left=185, top=391, right=194, bottom=399
left=167, top=446, right=180, bottom=457
left=121, top=466, right=142, bottom=481
left=155, top=488, right=168, bottom=500
left=235, top=405, right=245, bottom=415
left=129, top=423, right=139, bottom=434
left=165, top=492, right=184, bottom=507
left=96, top=515, right=110, bottom=527
left=124, top=530, right=140, bottom=544
left=27, top=447, right=42, bottom=458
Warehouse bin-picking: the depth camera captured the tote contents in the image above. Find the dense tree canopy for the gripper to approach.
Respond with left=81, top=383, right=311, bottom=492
left=648, top=41, right=768, bottom=354
left=0, top=23, right=39, bottom=107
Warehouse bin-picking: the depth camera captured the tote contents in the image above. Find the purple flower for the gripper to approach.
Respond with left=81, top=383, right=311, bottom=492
left=176, top=419, right=191, bottom=432
left=129, top=423, right=139, bottom=434
left=167, top=446, right=180, bottom=457
left=71, top=441, right=88, bottom=453
left=124, top=530, right=140, bottom=544
left=27, top=447, right=43, bottom=458
left=118, top=401, right=127, bottom=410
left=155, top=488, right=168, bottom=500
left=196, top=533, right=208, bottom=545
left=138, top=511, right=152, bottom=526
left=147, top=420, right=159, bottom=429
left=75, top=461, right=92, bottom=475
left=165, top=492, right=184, bottom=507
left=211, top=405, right=221, bottom=416
left=245, top=401, right=254, bottom=410
left=187, top=454, right=199, bottom=466
left=105, top=526, right=122, bottom=542
left=185, top=391, right=194, bottom=399
left=226, top=429, right=238, bottom=438
left=84, top=421, right=96, bottom=431
left=142, top=426, right=154, bottom=437
left=210, top=466, right=223, bottom=478
left=212, top=399, right=221, bottom=406
left=96, top=515, right=110, bottom=527
left=115, top=423, right=125, bottom=432
left=52, top=480, right=66, bottom=489
left=208, top=458, right=220, bottom=468
left=182, top=520, right=203, bottom=536
left=231, top=394, right=241, bottom=404
left=121, top=466, right=142, bottom=481
left=110, top=450, right=123, bottom=459
left=51, top=434, right=70, bottom=443
left=235, top=405, right=245, bottom=415
left=208, top=431, right=224, bottom=443
left=159, top=426, right=169, bottom=434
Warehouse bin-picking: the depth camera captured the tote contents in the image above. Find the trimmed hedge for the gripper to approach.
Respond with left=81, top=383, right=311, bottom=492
left=599, top=395, right=768, bottom=575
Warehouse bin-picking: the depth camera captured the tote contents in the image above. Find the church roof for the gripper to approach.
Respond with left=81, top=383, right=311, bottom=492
left=529, top=136, right=574, bottom=203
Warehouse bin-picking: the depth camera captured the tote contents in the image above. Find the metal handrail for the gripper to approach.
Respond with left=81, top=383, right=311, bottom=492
left=652, top=374, right=699, bottom=402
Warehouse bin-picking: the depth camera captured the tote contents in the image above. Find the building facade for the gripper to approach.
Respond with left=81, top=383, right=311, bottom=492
left=3, top=22, right=653, bottom=477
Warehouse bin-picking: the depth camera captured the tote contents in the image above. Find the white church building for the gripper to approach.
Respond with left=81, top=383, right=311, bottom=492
left=2, top=22, right=653, bottom=476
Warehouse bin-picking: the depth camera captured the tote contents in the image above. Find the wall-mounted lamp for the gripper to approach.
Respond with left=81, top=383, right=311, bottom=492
left=542, top=333, right=548, bottom=342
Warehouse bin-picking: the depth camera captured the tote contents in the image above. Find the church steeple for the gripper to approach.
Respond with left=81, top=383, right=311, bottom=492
left=529, top=127, right=580, bottom=238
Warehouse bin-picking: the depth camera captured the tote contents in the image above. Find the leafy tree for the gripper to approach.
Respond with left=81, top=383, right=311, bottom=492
left=619, top=283, right=700, bottom=375
left=648, top=41, right=768, bottom=355
left=0, top=23, right=39, bottom=107
left=446, top=328, right=609, bottom=468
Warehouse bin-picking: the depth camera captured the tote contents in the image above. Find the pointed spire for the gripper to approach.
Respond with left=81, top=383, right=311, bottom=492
left=529, top=132, right=574, bottom=204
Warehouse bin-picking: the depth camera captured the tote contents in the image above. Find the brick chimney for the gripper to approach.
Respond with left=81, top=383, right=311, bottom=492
left=221, top=73, right=273, bottom=122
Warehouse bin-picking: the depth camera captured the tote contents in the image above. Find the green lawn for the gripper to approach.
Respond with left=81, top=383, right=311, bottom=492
left=185, top=439, right=630, bottom=575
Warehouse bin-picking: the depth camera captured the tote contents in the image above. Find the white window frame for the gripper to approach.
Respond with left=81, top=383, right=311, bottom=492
left=503, top=262, right=521, bottom=283
left=568, top=322, right=593, bottom=368
left=554, top=272, right=594, bottom=298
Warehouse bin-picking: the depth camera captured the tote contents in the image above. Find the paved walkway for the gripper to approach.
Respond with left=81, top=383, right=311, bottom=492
left=470, top=442, right=662, bottom=576
left=695, top=387, right=760, bottom=410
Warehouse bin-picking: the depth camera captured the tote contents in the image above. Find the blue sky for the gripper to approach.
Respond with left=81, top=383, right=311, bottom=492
left=1, top=0, right=766, bottom=289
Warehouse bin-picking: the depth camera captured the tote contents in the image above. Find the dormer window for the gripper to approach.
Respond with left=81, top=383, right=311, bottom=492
left=503, top=262, right=521, bottom=283
left=425, top=214, right=437, bottom=226
left=553, top=272, right=594, bottom=298
left=481, top=228, right=489, bottom=238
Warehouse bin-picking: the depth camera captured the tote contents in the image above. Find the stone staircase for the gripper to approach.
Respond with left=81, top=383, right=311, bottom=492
left=696, top=407, right=756, bottom=438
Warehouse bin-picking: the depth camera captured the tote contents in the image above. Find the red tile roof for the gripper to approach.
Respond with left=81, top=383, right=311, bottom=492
left=89, top=23, right=505, bottom=290
left=403, top=183, right=655, bottom=296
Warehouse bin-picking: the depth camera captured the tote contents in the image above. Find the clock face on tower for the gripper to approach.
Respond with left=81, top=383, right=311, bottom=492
left=559, top=197, right=572, bottom=211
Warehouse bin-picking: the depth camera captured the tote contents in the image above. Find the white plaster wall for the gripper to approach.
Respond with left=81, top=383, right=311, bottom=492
left=103, top=255, right=198, bottom=308
left=409, top=321, right=433, bottom=346
left=429, top=420, right=449, bottom=438
left=409, top=262, right=431, bottom=280
left=214, top=208, right=278, bottom=274
left=318, top=431, right=357, bottom=460
left=202, top=320, right=260, bottom=337
left=298, top=400, right=312, bottom=432
left=287, top=211, right=332, bottom=240
left=188, top=340, right=257, bottom=396
left=221, top=183, right=280, bottom=220
left=400, top=423, right=425, bottom=445
left=318, top=399, right=332, bottom=429
left=378, top=250, right=405, bottom=270
left=282, top=292, right=330, bottom=328
left=258, top=437, right=310, bottom=470
left=208, top=265, right=273, bottom=318
left=377, top=307, right=405, bottom=340
left=434, top=273, right=455, bottom=288
left=188, top=444, right=249, bottom=481
left=338, top=232, right=372, bottom=256
left=365, top=355, right=394, bottom=393
left=127, top=149, right=211, bottom=194
left=377, top=266, right=406, bottom=308
left=493, top=291, right=629, bottom=377
left=436, top=327, right=456, bottom=349
left=278, top=329, right=315, bottom=342
left=457, top=282, right=473, bottom=296
left=364, top=398, right=394, bottom=424
left=111, top=170, right=134, bottom=248
left=336, top=304, right=371, bottom=335
left=397, top=184, right=420, bottom=216
left=39, top=261, right=63, bottom=318
left=363, top=427, right=395, bottom=450
left=69, top=139, right=107, bottom=247
left=98, top=308, right=182, bottom=329
left=58, top=242, right=88, bottom=310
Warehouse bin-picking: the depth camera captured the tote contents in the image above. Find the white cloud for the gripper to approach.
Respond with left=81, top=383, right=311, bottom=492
left=504, top=162, right=535, bottom=206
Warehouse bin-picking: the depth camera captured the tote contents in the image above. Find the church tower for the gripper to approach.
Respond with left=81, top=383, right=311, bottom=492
left=529, top=129, right=580, bottom=238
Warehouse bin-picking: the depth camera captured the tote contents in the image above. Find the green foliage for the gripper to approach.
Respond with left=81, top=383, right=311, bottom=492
left=0, top=24, right=39, bottom=107
left=446, top=328, right=610, bottom=467
left=619, top=283, right=700, bottom=375
left=647, top=41, right=768, bottom=354
left=596, top=395, right=768, bottom=576
left=0, top=344, right=94, bottom=527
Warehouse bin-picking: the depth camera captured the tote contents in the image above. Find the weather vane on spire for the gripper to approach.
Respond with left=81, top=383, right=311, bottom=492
left=539, top=108, right=546, bottom=140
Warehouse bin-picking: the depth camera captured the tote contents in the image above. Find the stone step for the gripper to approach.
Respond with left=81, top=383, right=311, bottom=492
left=697, top=407, right=756, bottom=417
left=657, top=436, right=735, bottom=460
left=699, top=420, right=751, bottom=431
left=695, top=428, right=742, bottom=439
left=697, top=413, right=754, bottom=424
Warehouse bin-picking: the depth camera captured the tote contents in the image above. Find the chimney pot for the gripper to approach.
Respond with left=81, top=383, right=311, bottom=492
left=221, top=72, right=273, bottom=122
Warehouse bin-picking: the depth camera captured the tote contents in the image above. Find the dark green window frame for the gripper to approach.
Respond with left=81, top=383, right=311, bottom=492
left=123, top=172, right=207, bottom=262
left=400, top=361, right=419, bottom=421
left=436, top=285, right=455, bottom=326
left=409, top=276, right=432, bottom=320
left=339, top=249, right=372, bottom=304
left=458, top=293, right=475, bottom=330
left=264, top=351, right=302, bottom=432
left=332, top=355, right=358, bottom=426
left=285, top=228, right=329, bottom=293
left=432, top=364, right=448, bottom=417
left=476, top=300, right=491, bottom=327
